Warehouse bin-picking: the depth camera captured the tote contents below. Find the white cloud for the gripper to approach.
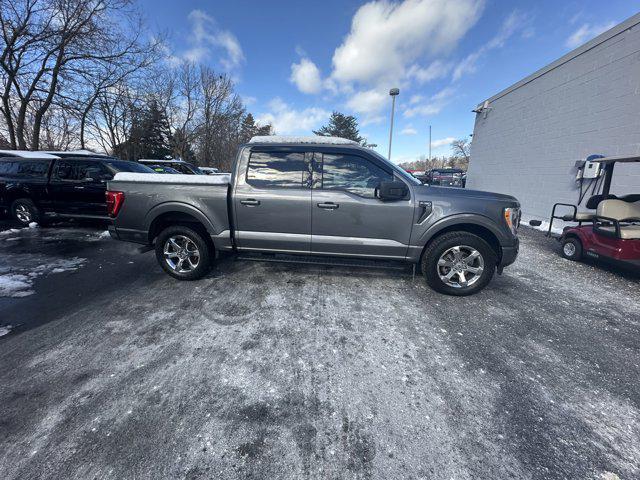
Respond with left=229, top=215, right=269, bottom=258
left=403, top=87, right=455, bottom=118
left=241, top=95, right=257, bottom=106
left=346, top=88, right=388, bottom=119
left=453, top=10, right=528, bottom=81
left=256, top=98, right=330, bottom=135
left=180, top=10, right=244, bottom=70
left=331, top=0, right=485, bottom=86
left=401, top=125, right=418, bottom=135
left=407, top=60, right=452, bottom=84
left=431, top=137, right=456, bottom=149
left=290, top=58, right=323, bottom=94
left=565, top=22, right=616, bottom=49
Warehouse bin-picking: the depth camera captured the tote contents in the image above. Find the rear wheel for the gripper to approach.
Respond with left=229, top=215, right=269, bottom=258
left=560, top=237, right=582, bottom=261
left=11, top=198, right=40, bottom=226
left=155, top=225, right=212, bottom=280
left=421, top=232, right=496, bottom=296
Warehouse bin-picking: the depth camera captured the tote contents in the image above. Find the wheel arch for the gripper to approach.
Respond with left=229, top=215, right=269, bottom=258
left=417, top=216, right=504, bottom=263
left=146, top=203, right=215, bottom=245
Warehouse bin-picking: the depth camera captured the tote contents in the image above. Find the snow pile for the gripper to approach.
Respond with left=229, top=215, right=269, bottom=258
left=0, top=228, right=22, bottom=237
left=249, top=135, right=358, bottom=145
left=112, top=172, right=230, bottom=185
left=519, top=213, right=563, bottom=235
left=0, top=257, right=86, bottom=298
left=29, top=222, right=38, bottom=229
left=0, top=325, right=12, bottom=337
left=0, top=274, right=33, bottom=297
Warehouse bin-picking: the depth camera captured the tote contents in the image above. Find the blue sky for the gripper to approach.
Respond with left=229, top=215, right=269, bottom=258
left=139, top=0, right=639, bottom=164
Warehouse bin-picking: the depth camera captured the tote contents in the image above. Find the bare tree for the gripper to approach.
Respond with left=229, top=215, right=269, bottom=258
left=0, top=0, right=155, bottom=150
left=450, top=138, right=470, bottom=162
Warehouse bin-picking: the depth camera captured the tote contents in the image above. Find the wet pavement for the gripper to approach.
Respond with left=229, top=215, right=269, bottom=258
left=0, top=218, right=639, bottom=479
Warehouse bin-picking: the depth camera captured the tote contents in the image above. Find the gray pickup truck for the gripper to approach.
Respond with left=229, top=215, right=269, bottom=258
left=107, top=136, right=520, bottom=295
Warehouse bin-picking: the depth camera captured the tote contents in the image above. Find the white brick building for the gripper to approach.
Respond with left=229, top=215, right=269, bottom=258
left=467, top=13, right=640, bottom=222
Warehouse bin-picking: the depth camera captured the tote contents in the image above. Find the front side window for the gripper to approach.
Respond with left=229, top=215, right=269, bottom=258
left=75, top=161, right=111, bottom=181
left=319, top=153, right=393, bottom=198
left=247, top=151, right=307, bottom=189
left=54, top=161, right=76, bottom=180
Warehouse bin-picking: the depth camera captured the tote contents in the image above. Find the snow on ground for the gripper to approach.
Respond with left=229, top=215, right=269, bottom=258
left=0, top=325, right=11, bottom=337
left=0, top=257, right=86, bottom=298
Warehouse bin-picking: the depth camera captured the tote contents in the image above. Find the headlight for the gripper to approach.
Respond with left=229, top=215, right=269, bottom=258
left=504, top=207, right=520, bottom=235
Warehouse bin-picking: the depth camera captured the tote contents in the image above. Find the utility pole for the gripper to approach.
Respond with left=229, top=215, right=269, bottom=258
left=428, top=124, right=432, bottom=162
left=388, top=88, right=399, bottom=160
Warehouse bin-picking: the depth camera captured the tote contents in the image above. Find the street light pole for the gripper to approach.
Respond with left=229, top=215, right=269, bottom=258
left=388, top=88, right=399, bottom=160
left=428, top=124, right=432, bottom=161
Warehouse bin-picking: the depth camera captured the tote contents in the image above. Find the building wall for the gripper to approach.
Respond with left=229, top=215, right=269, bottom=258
left=467, top=14, right=640, bottom=222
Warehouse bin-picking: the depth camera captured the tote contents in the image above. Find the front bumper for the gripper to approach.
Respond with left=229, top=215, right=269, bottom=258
left=499, top=237, right=519, bottom=269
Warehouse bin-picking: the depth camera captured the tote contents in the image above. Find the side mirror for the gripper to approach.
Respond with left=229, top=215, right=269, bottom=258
left=377, top=180, right=409, bottom=201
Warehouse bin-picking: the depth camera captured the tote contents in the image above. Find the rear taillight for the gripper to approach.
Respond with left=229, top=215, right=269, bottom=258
left=106, top=190, right=125, bottom=217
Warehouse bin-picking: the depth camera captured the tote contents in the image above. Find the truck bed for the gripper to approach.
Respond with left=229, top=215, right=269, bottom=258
left=108, top=173, right=232, bottom=246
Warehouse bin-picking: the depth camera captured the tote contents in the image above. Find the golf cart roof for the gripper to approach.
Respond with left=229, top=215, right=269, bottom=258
left=591, top=154, right=640, bottom=164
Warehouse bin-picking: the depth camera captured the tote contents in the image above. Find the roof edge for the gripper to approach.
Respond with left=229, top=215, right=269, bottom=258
left=476, top=12, right=640, bottom=107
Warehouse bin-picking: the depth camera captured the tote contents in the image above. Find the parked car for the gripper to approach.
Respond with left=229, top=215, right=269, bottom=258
left=0, top=150, right=154, bottom=225
left=138, top=159, right=203, bottom=175
left=107, top=136, right=520, bottom=296
left=199, top=167, right=221, bottom=175
left=425, top=168, right=465, bottom=188
left=148, top=165, right=181, bottom=174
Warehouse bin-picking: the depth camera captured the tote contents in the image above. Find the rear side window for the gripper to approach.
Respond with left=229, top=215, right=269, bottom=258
left=319, top=153, right=392, bottom=198
left=246, top=151, right=307, bottom=189
left=0, top=161, right=17, bottom=175
left=16, top=160, right=50, bottom=178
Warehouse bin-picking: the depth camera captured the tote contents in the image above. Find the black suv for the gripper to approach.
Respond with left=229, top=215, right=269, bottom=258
left=0, top=151, right=153, bottom=225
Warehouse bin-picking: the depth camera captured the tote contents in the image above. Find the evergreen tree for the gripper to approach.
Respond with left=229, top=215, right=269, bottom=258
left=313, top=111, right=372, bottom=146
left=139, top=101, right=173, bottom=159
left=239, top=113, right=272, bottom=143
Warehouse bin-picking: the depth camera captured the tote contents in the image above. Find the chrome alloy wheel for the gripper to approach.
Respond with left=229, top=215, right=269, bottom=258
left=15, top=204, right=32, bottom=223
left=437, top=245, right=484, bottom=288
left=163, top=235, right=200, bottom=273
left=563, top=242, right=576, bottom=257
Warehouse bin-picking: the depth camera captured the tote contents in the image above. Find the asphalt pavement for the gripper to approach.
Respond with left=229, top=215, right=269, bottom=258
left=0, top=219, right=639, bottom=480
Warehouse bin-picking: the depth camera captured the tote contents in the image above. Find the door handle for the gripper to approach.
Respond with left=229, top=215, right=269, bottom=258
left=317, top=202, right=339, bottom=210
left=240, top=199, right=260, bottom=206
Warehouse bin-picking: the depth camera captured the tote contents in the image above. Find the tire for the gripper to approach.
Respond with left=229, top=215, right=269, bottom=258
left=154, top=225, right=212, bottom=280
left=11, top=198, right=40, bottom=226
left=560, top=237, right=582, bottom=261
left=421, top=232, right=497, bottom=296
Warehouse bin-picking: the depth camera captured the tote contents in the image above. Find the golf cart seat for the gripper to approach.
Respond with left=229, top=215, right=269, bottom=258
left=595, top=200, right=640, bottom=239
left=574, top=211, right=595, bottom=221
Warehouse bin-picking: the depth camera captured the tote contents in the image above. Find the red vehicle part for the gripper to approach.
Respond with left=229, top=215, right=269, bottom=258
left=562, top=225, right=640, bottom=268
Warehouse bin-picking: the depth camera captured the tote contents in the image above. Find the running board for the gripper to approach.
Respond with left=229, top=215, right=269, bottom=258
left=236, top=252, right=413, bottom=274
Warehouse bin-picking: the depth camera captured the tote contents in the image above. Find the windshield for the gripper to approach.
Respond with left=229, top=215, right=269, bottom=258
left=105, top=160, right=155, bottom=173
left=369, top=150, right=421, bottom=185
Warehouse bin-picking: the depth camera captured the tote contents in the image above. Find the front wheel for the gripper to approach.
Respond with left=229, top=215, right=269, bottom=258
left=421, top=232, right=496, bottom=296
left=155, top=225, right=212, bottom=280
left=560, top=237, right=582, bottom=261
left=11, top=198, right=40, bottom=226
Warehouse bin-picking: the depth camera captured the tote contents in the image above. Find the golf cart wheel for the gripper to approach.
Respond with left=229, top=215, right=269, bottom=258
left=11, top=198, right=40, bottom=226
left=421, top=232, right=496, bottom=296
left=560, top=237, right=582, bottom=261
left=155, top=225, right=212, bottom=280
